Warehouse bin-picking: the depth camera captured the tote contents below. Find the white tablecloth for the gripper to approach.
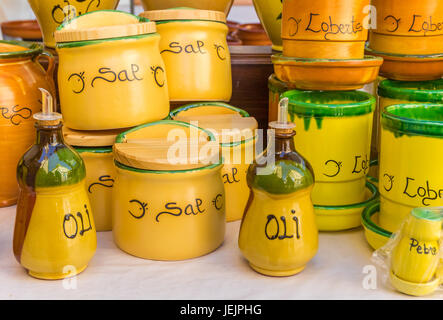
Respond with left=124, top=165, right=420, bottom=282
left=0, top=205, right=437, bottom=300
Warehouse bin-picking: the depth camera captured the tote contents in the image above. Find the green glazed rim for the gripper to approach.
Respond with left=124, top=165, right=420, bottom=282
left=56, top=10, right=155, bottom=48
left=272, top=53, right=384, bottom=64
left=365, top=46, right=443, bottom=59
left=282, top=90, right=376, bottom=118
left=382, top=104, right=443, bottom=137
left=411, top=208, right=443, bottom=222
left=75, top=146, right=113, bottom=153
left=361, top=202, right=393, bottom=239
left=378, top=79, right=443, bottom=104
left=170, top=102, right=252, bottom=147
left=115, top=119, right=220, bottom=173
left=0, top=40, right=43, bottom=59
left=314, top=181, right=379, bottom=211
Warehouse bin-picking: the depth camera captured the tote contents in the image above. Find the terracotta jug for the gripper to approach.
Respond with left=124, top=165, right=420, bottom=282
left=0, top=40, right=55, bottom=207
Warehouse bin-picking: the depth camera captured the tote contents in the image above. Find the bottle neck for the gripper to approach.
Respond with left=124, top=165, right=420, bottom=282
left=35, top=124, right=64, bottom=146
left=270, top=129, right=296, bottom=154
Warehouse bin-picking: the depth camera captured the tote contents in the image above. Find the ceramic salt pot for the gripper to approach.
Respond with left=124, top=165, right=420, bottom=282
left=13, top=89, right=96, bottom=280
left=27, top=0, right=120, bottom=48
left=55, top=10, right=170, bottom=130
left=170, top=102, right=258, bottom=222
left=112, top=120, right=225, bottom=260
left=282, top=0, right=370, bottom=59
left=140, top=8, right=232, bottom=102
left=0, top=40, right=55, bottom=207
left=63, top=127, right=122, bottom=231
left=238, top=98, right=318, bottom=276
left=390, top=207, right=442, bottom=296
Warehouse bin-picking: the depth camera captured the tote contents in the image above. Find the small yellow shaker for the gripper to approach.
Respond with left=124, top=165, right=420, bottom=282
left=390, top=207, right=442, bottom=296
left=238, top=98, right=318, bottom=277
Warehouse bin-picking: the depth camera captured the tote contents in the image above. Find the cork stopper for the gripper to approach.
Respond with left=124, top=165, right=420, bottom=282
left=140, top=8, right=226, bottom=23
left=34, top=88, right=62, bottom=126
left=269, top=97, right=296, bottom=134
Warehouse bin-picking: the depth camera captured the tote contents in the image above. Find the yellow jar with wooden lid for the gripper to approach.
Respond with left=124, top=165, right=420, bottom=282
left=63, top=127, right=123, bottom=231
left=27, top=0, right=120, bottom=49
left=112, top=120, right=225, bottom=260
left=140, top=8, right=232, bottom=102
left=170, top=102, right=258, bottom=222
left=55, top=10, right=170, bottom=130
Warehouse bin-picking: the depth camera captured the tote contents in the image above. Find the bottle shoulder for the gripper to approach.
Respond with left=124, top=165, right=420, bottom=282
left=17, top=143, right=86, bottom=189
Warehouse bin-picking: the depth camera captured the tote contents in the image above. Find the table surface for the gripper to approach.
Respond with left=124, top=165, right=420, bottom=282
left=0, top=205, right=438, bottom=300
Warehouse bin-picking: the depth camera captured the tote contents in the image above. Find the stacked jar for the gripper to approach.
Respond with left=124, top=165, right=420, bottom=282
left=270, top=0, right=382, bottom=231
left=53, top=10, right=170, bottom=232
left=362, top=0, right=443, bottom=242
left=141, top=8, right=259, bottom=223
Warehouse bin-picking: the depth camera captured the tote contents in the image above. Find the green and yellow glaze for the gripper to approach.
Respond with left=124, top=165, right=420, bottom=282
left=13, top=123, right=96, bottom=280
left=238, top=128, right=318, bottom=277
left=379, top=104, right=443, bottom=232
left=282, top=90, right=375, bottom=206
left=361, top=202, right=392, bottom=250
left=171, top=103, right=256, bottom=222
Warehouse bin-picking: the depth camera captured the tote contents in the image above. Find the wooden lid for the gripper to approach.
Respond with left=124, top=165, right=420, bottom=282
left=140, top=8, right=226, bottom=23
left=54, top=10, right=156, bottom=43
left=63, top=127, right=126, bottom=147
left=113, top=120, right=221, bottom=171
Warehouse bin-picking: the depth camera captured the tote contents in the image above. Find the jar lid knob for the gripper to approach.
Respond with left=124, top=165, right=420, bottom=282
left=34, top=88, right=62, bottom=126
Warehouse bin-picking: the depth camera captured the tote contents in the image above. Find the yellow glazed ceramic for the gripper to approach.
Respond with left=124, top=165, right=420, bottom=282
left=112, top=121, right=226, bottom=260
left=55, top=10, right=170, bottom=130
left=282, top=90, right=376, bottom=206
left=376, top=79, right=443, bottom=154
left=63, top=128, right=122, bottom=231
left=140, top=9, right=232, bottom=102
left=252, top=0, right=283, bottom=51
left=390, top=207, right=442, bottom=296
left=379, top=104, right=443, bottom=233
left=315, top=181, right=378, bottom=231
left=170, top=102, right=257, bottom=222
left=361, top=202, right=392, bottom=250
left=28, top=0, right=120, bottom=48
left=239, top=99, right=318, bottom=277
left=370, top=0, right=443, bottom=55
left=140, top=0, right=234, bottom=16
left=13, top=89, right=96, bottom=280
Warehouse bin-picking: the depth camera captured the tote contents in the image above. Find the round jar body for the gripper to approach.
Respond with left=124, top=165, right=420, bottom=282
left=379, top=130, right=443, bottom=233
left=282, top=0, right=370, bottom=59
left=369, top=0, right=443, bottom=55
left=291, top=112, right=374, bottom=206
left=16, top=181, right=97, bottom=280
left=239, top=187, right=318, bottom=276
left=252, top=0, right=283, bottom=51
left=27, top=0, right=120, bottom=49
left=112, top=162, right=226, bottom=260
left=156, top=21, right=232, bottom=102
left=0, top=43, right=54, bottom=207
left=77, top=148, right=115, bottom=231
left=57, top=34, right=170, bottom=130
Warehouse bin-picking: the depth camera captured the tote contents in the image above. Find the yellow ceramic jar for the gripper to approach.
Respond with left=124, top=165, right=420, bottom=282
left=282, top=90, right=376, bottom=206
left=140, top=9, right=232, bottom=102
left=63, top=128, right=122, bottom=231
left=379, top=104, right=443, bottom=233
left=112, top=121, right=226, bottom=260
left=253, top=0, right=283, bottom=51
left=170, top=102, right=258, bottom=222
left=55, top=11, right=170, bottom=130
left=28, top=0, right=120, bottom=48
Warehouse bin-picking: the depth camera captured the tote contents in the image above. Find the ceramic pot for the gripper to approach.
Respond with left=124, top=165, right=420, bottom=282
left=369, top=0, right=443, bottom=55
left=361, top=202, right=392, bottom=250
left=27, top=0, right=120, bottom=48
left=170, top=102, right=257, bottom=222
left=0, top=40, right=55, bottom=207
left=112, top=121, right=226, bottom=260
left=283, top=90, right=375, bottom=206
left=282, top=0, right=370, bottom=59
left=140, top=0, right=234, bottom=16
left=379, top=104, right=443, bottom=233
left=55, top=11, right=170, bottom=130
left=140, top=9, right=231, bottom=102
left=252, top=0, right=282, bottom=51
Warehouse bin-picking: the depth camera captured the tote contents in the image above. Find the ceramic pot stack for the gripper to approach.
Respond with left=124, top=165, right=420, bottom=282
left=360, top=0, right=443, bottom=249
left=269, top=0, right=383, bottom=231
